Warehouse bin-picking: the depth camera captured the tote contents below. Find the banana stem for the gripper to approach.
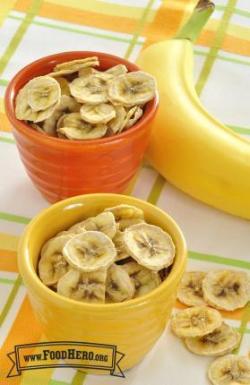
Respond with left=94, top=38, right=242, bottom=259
left=175, top=0, right=214, bottom=42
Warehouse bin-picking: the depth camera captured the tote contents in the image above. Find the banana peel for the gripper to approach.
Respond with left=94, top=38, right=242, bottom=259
left=136, top=1, right=250, bottom=220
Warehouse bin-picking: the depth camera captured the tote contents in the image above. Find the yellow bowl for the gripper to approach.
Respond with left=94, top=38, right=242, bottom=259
left=18, top=193, right=187, bottom=372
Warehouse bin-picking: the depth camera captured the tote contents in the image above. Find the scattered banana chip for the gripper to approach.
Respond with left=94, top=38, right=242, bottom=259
left=177, top=271, right=207, bottom=307
left=203, top=270, right=250, bottom=311
left=63, top=230, right=117, bottom=272
left=38, top=204, right=175, bottom=304
left=57, top=268, right=106, bottom=303
left=106, top=264, right=135, bottom=302
left=108, top=71, right=156, bottom=106
left=184, top=322, right=240, bottom=356
left=80, top=103, right=116, bottom=124
left=123, top=223, right=175, bottom=271
left=171, top=306, right=222, bottom=338
left=208, top=355, right=250, bottom=385
left=15, top=56, right=156, bottom=139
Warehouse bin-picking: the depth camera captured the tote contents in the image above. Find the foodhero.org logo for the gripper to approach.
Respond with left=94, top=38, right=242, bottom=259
left=6, top=341, right=125, bottom=378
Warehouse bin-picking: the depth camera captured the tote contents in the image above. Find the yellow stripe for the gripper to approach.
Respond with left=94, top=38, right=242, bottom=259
left=0, top=232, right=19, bottom=251
left=0, top=98, right=4, bottom=113
left=0, top=0, right=16, bottom=26
left=46, top=0, right=156, bottom=22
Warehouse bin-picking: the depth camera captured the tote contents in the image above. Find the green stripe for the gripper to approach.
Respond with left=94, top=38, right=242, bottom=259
left=228, top=125, right=250, bottom=135
left=195, top=49, right=250, bottom=67
left=0, top=78, right=8, bottom=86
left=0, top=277, right=16, bottom=284
left=0, top=275, right=22, bottom=326
left=48, top=380, right=69, bottom=385
left=196, top=0, right=237, bottom=95
left=147, top=174, right=165, bottom=205
left=189, top=251, right=250, bottom=269
left=0, top=212, right=30, bottom=224
left=71, top=371, right=86, bottom=385
left=8, top=14, right=140, bottom=45
left=0, top=0, right=43, bottom=75
left=124, top=0, right=154, bottom=59
left=0, top=136, right=15, bottom=144
left=216, top=4, right=250, bottom=18
left=234, top=302, right=250, bottom=354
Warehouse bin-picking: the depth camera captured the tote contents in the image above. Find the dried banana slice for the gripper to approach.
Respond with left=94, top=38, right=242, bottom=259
left=105, top=204, right=144, bottom=221
left=15, top=87, right=58, bottom=123
left=122, top=261, right=161, bottom=297
left=78, top=67, right=96, bottom=78
left=108, top=106, right=127, bottom=134
left=69, top=212, right=117, bottom=239
left=38, top=234, right=72, bottom=286
left=43, top=95, right=81, bottom=135
left=203, top=270, right=250, bottom=311
left=118, top=218, right=145, bottom=231
left=123, top=223, right=175, bottom=271
left=56, top=77, right=71, bottom=95
left=63, top=231, right=116, bottom=272
left=124, top=106, right=143, bottom=129
left=112, top=231, right=130, bottom=261
left=184, top=322, right=240, bottom=356
left=57, top=268, right=106, bottom=303
left=177, top=271, right=207, bottom=307
left=208, top=355, right=250, bottom=385
left=57, top=112, right=107, bottom=140
left=69, top=75, right=108, bottom=104
left=108, top=71, right=156, bottom=106
left=171, top=306, right=222, bottom=338
left=106, top=264, right=134, bottom=302
left=80, top=103, right=116, bottom=124
left=49, top=57, right=99, bottom=77
left=106, top=64, right=128, bottom=76
left=27, top=76, right=61, bottom=112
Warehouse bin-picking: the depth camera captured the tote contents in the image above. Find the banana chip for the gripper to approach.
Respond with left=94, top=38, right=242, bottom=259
left=112, top=230, right=130, bottom=261
left=57, top=268, right=106, bottom=303
left=208, top=355, right=250, bottom=385
left=108, top=106, right=127, bottom=134
left=57, top=112, right=107, bottom=140
left=49, top=57, right=99, bottom=77
left=108, top=71, right=156, bottom=106
left=106, top=264, right=135, bottom=302
left=203, top=270, right=250, bottom=311
left=63, top=230, right=117, bottom=272
left=177, top=271, right=207, bottom=307
left=171, top=306, right=222, bottom=338
left=80, top=103, right=116, bottom=124
left=184, top=322, right=240, bottom=356
left=124, top=106, right=143, bottom=129
left=123, top=223, right=175, bottom=271
left=106, top=64, right=128, bottom=76
left=105, top=204, right=144, bottom=221
left=69, top=212, right=117, bottom=239
left=69, top=75, right=108, bottom=104
left=122, top=261, right=161, bottom=297
left=38, top=234, right=72, bottom=286
left=27, top=76, right=61, bottom=112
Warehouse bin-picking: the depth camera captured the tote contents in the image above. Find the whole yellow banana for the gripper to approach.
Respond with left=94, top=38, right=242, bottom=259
left=136, top=4, right=250, bottom=220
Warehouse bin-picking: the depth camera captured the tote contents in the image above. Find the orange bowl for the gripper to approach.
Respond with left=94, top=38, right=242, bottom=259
left=5, top=51, right=158, bottom=203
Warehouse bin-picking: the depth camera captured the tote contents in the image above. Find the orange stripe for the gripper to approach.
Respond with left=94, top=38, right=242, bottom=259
left=0, top=249, right=18, bottom=273
left=144, top=0, right=197, bottom=47
left=0, top=296, right=42, bottom=383
left=175, top=300, right=243, bottom=321
left=14, top=0, right=138, bottom=34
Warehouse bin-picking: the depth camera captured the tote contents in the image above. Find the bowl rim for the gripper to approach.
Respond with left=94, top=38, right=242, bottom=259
left=5, top=51, right=159, bottom=148
left=18, top=193, right=187, bottom=311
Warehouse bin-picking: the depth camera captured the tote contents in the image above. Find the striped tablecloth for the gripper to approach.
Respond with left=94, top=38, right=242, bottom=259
left=0, top=1, right=250, bottom=384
